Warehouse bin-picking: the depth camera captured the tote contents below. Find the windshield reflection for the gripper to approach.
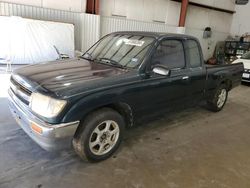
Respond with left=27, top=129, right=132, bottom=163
left=82, top=34, right=155, bottom=69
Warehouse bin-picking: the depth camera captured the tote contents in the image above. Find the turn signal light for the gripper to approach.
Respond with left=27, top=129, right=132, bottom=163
left=30, top=122, right=43, bottom=134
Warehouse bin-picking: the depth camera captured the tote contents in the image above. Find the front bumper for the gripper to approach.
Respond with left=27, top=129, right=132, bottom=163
left=8, top=89, right=79, bottom=151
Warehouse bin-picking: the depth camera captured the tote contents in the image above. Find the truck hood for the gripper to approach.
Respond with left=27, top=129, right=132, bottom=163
left=233, top=59, right=250, bottom=69
left=12, top=58, right=131, bottom=98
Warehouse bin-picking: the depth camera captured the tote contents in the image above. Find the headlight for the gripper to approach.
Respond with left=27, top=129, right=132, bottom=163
left=29, top=93, right=67, bottom=118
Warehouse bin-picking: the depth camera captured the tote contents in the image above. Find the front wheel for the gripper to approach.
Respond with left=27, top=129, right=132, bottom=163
left=73, top=108, right=125, bottom=162
left=207, top=84, right=228, bottom=112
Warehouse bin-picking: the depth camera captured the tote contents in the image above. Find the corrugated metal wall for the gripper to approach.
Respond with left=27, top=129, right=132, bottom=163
left=0, top=2, right=182, bottom=54
left=100, top=16, right=179, bottom=37
left=80, top=13, right=100, bottom=52
left=0, top=2, right=82, bottom=50
left=0, top=1, right=222, bottom=60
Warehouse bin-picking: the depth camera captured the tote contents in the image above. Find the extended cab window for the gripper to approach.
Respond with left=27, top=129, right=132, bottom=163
left=152, top=40, right=185, bottom=69
left=186, top=40, right=202, bottom=68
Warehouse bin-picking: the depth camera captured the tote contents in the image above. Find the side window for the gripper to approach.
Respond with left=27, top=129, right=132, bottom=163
left=152, top=40, right=185, bottom=69
left=186, top=40, right=202, bottom=68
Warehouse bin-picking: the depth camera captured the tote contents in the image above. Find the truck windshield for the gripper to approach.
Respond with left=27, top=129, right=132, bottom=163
left=81, top=34, right=155, bottom=68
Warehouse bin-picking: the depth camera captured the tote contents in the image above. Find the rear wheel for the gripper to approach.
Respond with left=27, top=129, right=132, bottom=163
left=207, top=84, right=228, bottom=112
left=73, top=108, right=125, bottom=162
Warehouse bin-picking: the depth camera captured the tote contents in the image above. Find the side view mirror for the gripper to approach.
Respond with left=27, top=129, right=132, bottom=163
left=152, top=65, right=170, bottom=76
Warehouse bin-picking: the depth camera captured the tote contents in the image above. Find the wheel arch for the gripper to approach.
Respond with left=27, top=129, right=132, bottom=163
left=220, top=79, right=232, bottom=91
left=104, top=102, right=134, bottom=128
left=73, top=102, right=134, bottom=138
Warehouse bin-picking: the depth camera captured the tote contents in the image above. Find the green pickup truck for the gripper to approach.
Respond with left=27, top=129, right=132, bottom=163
left=9, top=31, right=243, bottom=162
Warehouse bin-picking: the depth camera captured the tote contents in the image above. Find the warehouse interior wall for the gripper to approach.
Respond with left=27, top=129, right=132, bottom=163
left=2, top=0, right=248, bottom=61
left=1, top=0, right=87, bottom=12
left=230, top=2, right=250, bottom=36
left=100, top=0, right=234, bottom=32
left=185, top=4, right=233, bottom=60
left=99, top=0, right=235, bottom=60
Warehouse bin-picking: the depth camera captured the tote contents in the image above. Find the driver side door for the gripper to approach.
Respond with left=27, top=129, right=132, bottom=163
left=142, top=39, right=192, bottom=115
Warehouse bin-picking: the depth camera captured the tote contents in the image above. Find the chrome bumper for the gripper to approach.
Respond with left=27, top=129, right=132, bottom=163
left=8, top=89, right=79, bottom=151
left=242, top=78, right=250, bottom=83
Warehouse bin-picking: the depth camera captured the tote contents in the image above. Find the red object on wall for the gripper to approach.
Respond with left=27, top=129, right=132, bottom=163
left=178, top=0, right=189, bottom=27
left=86, top=0, right=99, bottom=14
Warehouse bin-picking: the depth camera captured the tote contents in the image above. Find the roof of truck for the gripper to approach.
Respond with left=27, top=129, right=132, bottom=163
left=111, top=31, right=197, bottom=40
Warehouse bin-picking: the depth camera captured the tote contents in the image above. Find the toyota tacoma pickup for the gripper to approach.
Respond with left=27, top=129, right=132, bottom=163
left=9, top=31, right=244, bottom=162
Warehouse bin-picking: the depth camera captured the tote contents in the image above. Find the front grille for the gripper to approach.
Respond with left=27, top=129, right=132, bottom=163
left=10, top=77, right=32, bottom=105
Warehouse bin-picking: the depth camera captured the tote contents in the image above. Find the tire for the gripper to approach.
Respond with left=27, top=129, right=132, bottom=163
left=207, top=84, right=228, bottom=112
left=73, top=108, right=125, bottom=162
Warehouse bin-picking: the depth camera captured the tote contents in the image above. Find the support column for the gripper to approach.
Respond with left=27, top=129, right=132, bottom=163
left=86, top=0, right=99, bottom=14
left=95, top=0, right=99, bottom=15
left=178, top=0, right=189, bottom=27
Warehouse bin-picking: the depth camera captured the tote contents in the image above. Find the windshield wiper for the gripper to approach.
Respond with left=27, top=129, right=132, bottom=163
left=97, top=58, right=126, bottom=69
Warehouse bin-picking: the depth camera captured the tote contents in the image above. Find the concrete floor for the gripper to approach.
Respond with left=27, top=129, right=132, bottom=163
left=0, top=81, right=250, bottom=188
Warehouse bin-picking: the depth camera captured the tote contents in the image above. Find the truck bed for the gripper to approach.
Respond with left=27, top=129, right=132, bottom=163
left=204, top=62, right=244, bottom=100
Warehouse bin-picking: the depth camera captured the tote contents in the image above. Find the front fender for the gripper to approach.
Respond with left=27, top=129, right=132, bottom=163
left=62, top=93, right=118, bottom=123
left=61, top=85, right=137, bottom=124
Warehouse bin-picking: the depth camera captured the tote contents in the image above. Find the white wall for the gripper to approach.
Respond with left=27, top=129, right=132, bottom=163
left=184, top=4, right=233, bottom=60
left=230, top=2, right=250, bottom=36
left=99, top=0, right=235, bottom=60
left=100, top=0, right=234, bottom=32
left=185, top=6, right=233, bottom=33
left=81, top=13, right=100, bottom=52
left=100, top=0, right=177, bottom=24
left=191, top=0, right=235, bottom=11
left=1, top=0, right=241, bottom=60
left=100, top=16, right=179, bottom=37
left=186, top=28, right=229, bottom=60
left=2, top=0, right=87, bottom=12
left=0, top=0, right=42, bottom=7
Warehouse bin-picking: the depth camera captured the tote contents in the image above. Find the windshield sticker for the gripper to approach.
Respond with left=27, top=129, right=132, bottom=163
left=124, top=39, right=145, bottom=47
left=131, top=58, right=138, bottom=63
left=116, top=38, right=124, bottom=46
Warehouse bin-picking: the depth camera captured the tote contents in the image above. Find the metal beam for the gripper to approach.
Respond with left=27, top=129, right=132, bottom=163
left=95, top=0, right=99, bottom=15
left=86, top=0, right=99, bottom=14
left=179, top=0, right=189, bottom=27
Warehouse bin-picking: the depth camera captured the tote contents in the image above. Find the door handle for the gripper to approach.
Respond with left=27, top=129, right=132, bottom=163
left=182, top=76, right=189, bottom=80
